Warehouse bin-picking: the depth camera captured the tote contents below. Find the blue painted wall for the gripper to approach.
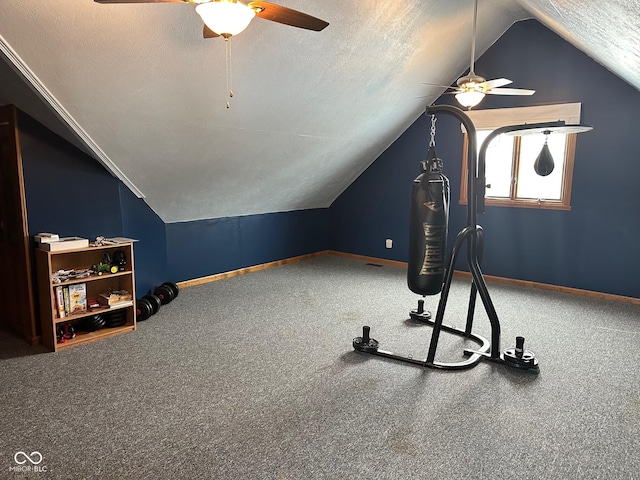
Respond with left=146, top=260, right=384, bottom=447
left=330, top=20, right=640, bottom=298
left=329, top=116, right=429, bottom=261
left=118, top=184, right=167, bottom=295
left=19, top=112, right=123, bottom=240
left=17, top=112, right=167, bottom=295
left=166, top=209, right=329, bottom=282
left=18, top=111, right=329, bottom=295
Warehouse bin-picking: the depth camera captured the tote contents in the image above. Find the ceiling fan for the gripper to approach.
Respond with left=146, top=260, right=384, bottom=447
left=96, top=0, right=328, bottom=107
left=94, top=0, right=329, bottom=38
left=442, top=0, right=535, bottom=108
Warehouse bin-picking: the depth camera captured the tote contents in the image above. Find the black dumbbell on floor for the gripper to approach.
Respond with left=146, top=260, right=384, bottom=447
left=136, top=298, right=153, bottom=321
left=142, top=294, right=161, bottom=314
left=153, top=282, right=179, bottom=305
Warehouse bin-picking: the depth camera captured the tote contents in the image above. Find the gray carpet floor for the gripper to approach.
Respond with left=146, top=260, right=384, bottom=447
left=1, top=254, right=639, bottom=479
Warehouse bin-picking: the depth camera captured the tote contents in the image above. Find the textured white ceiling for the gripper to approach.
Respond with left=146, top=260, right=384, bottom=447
left=0, top=0, right=638, bottom=222
left=517, top=0, right=640, bottom=90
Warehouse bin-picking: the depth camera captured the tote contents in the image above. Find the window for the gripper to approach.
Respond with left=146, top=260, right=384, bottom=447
left=460, top=103, right=582, bottom=210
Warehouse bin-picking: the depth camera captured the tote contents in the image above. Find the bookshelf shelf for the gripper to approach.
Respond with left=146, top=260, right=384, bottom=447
left=51, top=270, right=132, bottom=287
left=54, top=324, right=136, bottom=351
left=36, top=243, right=137, bottom=351
left=51, top=302, right=134, bottom=325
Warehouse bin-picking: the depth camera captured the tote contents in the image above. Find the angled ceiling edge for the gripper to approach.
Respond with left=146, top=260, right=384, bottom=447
left=0, top=34, right=144, bottom=199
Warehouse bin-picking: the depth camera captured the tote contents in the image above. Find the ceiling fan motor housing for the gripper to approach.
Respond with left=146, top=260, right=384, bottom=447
left=457, top=73, right=486, bottom=89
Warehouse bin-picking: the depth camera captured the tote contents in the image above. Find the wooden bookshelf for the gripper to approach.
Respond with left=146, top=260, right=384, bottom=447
left=35, top=242, right=136, bottom=351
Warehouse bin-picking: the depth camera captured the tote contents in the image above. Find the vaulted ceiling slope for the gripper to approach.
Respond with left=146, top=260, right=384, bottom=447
left=0, top=1, right=638, bottom=223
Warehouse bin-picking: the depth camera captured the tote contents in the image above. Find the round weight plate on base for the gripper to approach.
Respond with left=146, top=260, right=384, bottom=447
left=353, top=336, right=380, bottom=353
left=503, top=348, right=540, bottom=374
left=409, top=309, right=432, bottom=323
left=353, top=326, right=379, bottom=353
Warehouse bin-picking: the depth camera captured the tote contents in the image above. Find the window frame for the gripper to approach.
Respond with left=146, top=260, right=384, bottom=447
left=458, top=103, right=582, bottom=211
left=460, top=131, right=577, bottom=211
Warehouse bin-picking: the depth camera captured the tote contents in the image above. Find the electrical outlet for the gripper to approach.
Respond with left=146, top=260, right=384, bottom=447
left=385, top=239, right=393, bottom=249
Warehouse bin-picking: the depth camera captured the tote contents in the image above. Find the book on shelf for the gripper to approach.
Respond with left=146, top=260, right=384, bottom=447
left=63, top=287, right=71, bottom=316
left=68, top=283, right=87, bottom=314
left=55, top=286, right=66, bottom=319
left=39, top=237, right=89, bottom=251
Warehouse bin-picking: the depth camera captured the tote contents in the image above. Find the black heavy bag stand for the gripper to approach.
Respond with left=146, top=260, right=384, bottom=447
left=352, top=104, right=556, bottom=373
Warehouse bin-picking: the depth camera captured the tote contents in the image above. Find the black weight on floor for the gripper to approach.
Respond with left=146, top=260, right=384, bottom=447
left=143, top=294, right=161, bottom=314
left=153, top=284, right=175, bottom=305
left=162, top=282, right=179, bottom=299
left=136, top=298, right=153, bottom=321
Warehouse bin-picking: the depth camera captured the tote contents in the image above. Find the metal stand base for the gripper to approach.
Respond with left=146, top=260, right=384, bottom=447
left=463, top=348, right=540, bottom=374
left=353, top=324, right=539, bottom=374
left=353, top=323, right=490, bottom=370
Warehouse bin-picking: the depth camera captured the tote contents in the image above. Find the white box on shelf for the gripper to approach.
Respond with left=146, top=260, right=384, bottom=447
left=39, top=237, right=89, bottom=251
left=35, top=233, right=60, bottom=244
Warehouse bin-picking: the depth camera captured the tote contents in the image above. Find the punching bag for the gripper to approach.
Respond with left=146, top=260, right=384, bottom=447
left=534, top=140, right=555, bottom=176
left=407, top=146, right=450, bottom=296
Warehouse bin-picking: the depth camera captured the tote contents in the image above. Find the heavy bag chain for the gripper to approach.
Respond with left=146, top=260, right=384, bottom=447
left=429, top=114, right=437, bottom=148
left=423, top=115, right=443, bottom=174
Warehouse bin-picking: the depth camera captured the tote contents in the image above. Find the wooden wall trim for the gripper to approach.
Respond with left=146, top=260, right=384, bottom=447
left=326, top=250, right=408, bottom=268
left=452, top=270, right=640, bottom=305
left=177, top=250, right=640, bottom=306
left=175, top=251, right=330, bottom=289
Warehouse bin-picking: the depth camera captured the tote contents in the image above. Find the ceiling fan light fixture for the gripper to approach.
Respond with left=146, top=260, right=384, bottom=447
left=455, top=90, right=485, bottom=108
left=196, top=1, right=256, bottom=37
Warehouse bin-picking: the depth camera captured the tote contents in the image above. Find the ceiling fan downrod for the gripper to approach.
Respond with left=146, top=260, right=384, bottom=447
left=469, top=0, right=478, bottom=76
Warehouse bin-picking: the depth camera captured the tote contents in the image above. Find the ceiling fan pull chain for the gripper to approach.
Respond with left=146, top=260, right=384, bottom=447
left=225, top=37, right=234, bottom=108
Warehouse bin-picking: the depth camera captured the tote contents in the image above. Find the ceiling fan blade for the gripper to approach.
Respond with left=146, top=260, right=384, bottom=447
left=423, top=82, right=459, bottom=89
left=203, top=24, right=220, bottom=38
left=481, top=78, right=512, bottom=89
left=486, top=87, right=536, bottom=95
left=94, top=0, right=185, bottom=3
left=248, top=1, right=329, bottom=31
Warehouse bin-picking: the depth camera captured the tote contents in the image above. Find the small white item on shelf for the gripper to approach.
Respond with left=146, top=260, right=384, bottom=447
left=38, top=237, right=89, bottom=251
left=102, top=237, right=138, bottom=245
left=35, top=232, right=60, bottom=244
